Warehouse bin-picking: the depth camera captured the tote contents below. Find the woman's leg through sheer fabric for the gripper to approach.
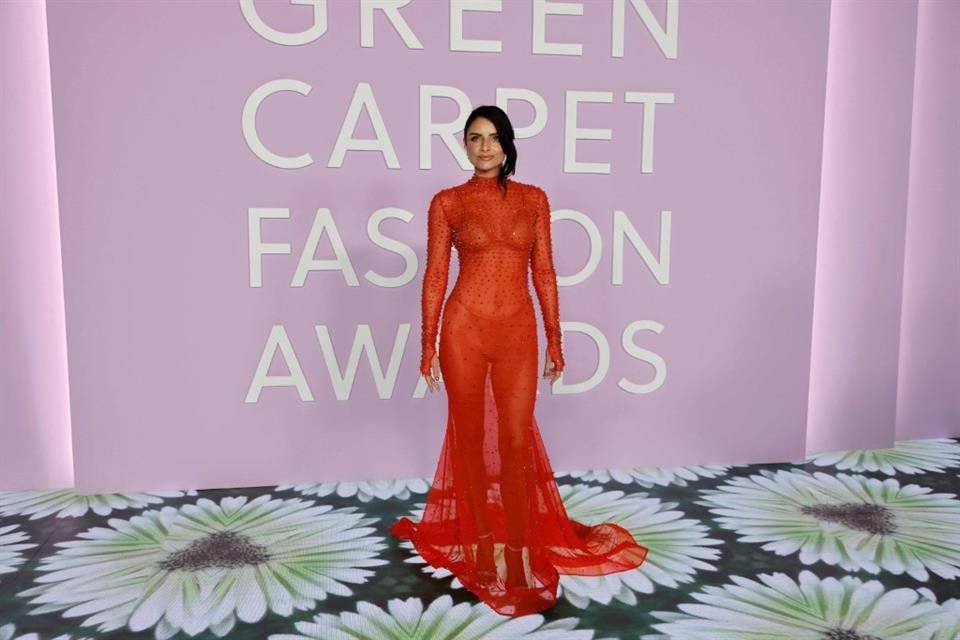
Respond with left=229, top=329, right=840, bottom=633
left=390, top=300, right=648, bottom=615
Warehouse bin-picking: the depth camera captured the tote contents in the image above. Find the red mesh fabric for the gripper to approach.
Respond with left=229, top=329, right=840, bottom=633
left=391, top=174, right=648, bottom=616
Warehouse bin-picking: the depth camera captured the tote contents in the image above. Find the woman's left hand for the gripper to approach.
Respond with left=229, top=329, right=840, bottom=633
left=542, top=347, right=563, bottom=384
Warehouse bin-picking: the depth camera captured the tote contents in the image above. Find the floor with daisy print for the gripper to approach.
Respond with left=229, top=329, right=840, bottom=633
left=1, top=438, right=959, bottom=639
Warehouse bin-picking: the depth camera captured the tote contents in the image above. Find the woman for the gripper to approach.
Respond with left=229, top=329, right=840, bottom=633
left=390, top=106, right=648, bottom=616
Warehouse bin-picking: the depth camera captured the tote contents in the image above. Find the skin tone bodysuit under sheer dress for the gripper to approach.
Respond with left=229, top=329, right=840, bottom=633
left=390, top=173, right=648, bottom=616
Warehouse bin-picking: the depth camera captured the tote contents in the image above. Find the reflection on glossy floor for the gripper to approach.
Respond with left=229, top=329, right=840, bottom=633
left=1, top=438, right=959, bottom=639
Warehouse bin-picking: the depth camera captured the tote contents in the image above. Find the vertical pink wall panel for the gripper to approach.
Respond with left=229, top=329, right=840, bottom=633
left=807, top=1, right=919, bottom=454
left=0, top=1, right=74, bottom=488
left=895, top=0, right=960, bottom=440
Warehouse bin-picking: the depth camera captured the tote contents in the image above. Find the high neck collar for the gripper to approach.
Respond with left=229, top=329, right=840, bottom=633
left=467, top=173, right=503, bottom=188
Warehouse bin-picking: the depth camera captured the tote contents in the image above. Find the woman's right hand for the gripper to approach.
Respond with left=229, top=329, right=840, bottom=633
left=423, top=353, right=441, bottom=392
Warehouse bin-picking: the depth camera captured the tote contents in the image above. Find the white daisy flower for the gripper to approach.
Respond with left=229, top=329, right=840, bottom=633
left=699, top=470, right=960, bottom=580
left=400, top=484, right=721, bottom=610
left=808, top=438, right=960, bottom=475
left=642, top=571, right=944, bottom=640
left=0, top=489, right=195, bottom=519
left=557, top=465, right=731, bottom=488
left=0, top=524, right=34, bottom=580
left=916, top=590, right=960, bottom=640
left=19, top=495, right=387, bottom=639
left=277, top=477, right=430, bottom=502
left=267, top=594, right=610, bottom=640
left=556, top=484, right=721, bottom=609
left=934, top=599, right=960, bottom=640
left=0, top=624, right=90, bottom=640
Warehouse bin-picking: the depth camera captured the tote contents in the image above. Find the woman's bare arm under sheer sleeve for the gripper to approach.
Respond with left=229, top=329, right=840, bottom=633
left=420, top=193, right=453, bottom=374
left=530, top=187, right=564, bottom=370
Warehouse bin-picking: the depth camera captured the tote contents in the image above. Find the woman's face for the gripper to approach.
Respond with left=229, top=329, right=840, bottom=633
left=464, top=117, right=504, bottom=176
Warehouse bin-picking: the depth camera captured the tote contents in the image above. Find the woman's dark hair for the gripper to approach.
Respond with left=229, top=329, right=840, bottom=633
left=463, top=105, right=516, bottom=193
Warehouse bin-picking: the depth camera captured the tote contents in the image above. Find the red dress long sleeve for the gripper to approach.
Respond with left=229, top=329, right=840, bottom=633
left=392, top=174, right=647, bottom=616
left=530, top=188, right=564, bottom=371
left=420, top=193, right=452, bottom=374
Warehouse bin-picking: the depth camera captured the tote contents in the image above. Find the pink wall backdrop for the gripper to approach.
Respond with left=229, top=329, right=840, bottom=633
left=0, top=0, right=74, bottom=490
left=42, top=0, right=831, bottom=492
left=5, top=1, right=956, bottom=493
left=895, top=0, right=960, bottom=440
left=806, top=1, right=918, bottom=454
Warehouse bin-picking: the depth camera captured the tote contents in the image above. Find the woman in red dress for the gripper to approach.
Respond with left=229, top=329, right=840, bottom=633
left=390, top=106, right=648, bottom=616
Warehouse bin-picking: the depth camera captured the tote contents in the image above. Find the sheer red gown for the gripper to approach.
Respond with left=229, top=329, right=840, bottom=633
left=390, top=173, right=648, bottom=616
